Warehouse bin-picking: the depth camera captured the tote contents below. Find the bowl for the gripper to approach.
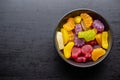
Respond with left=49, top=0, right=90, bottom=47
left=54, top=9, right=112, bottom=68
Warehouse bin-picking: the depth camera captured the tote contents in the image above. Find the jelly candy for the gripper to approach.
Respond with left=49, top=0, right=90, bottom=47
left=85, top=53, right=91, bottom=60
left=63, top=42, right=74, bottom=59
left=71, top=47, right=81, bottom=59
left=80, top=13, right=93, bottom=29
left=61, top=28, right=69, bottom=45
left=93, top=45, right=101, bottom=49
left=56, top=32, right=64, bottom=50
left=68, top=31, right=74, bottom=42
left=75, top=24, right=82, bottom=34
left=78, top=29, right=96, bottom=42
left=93, top=20, right=104, bottom=32
left=91, top=48, right=106, bottom=61
left=63, top=18, right=75, bottom=31
left=102, top=31, right=108, bottom=49
left=75, top=57, right=87, bottom=63
left=81, top=45, right=93, bottom=55
left=87, top=40, right=97, bottom=46
left=74, top=36, right=85, bottom=47
left=95, top=33, right=102, bottom=46
left=74, top=16, right=81, bottom=23
left=81, top=20, right=87, bottom=30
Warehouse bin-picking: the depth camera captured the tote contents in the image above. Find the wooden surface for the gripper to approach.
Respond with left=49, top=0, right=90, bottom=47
left=0, top=0, right=120, bottom=80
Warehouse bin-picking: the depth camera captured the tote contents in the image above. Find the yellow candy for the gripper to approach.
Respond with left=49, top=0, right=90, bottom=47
left=61, top=28, right=69, bottom=45
left=64, top=42, right=74, bottom=59
left=80, top=13, right=93, bottom=29
left=63, top=18, right=75, bottom=31
left=56, top=32, right=64, bottom=50
left=74, top=16, right=81, bottom=23
left=92, top=48, right=106, bottom=61
left=102, top=31, right=108, bottom=49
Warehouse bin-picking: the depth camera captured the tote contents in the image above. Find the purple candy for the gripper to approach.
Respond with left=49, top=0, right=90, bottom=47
left=75, top=24, right=82, bottom=34
left=74, top=35, right=85, bottom=47
left=93, top=20, right=104, bottom=32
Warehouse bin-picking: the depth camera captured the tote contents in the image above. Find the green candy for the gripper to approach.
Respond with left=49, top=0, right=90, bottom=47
left=78, top=29, right=96, bottom=42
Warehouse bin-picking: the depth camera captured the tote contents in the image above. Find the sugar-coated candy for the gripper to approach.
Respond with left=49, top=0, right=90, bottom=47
left=81, top=20, right=87, bottom=30
left=74, top=16, right=81, bottom=23
left=61, top=28, right=69, bottom=45
left=102, top=31, right=108, bottom=49
left=93, top=20, right=104, bottom=32
left=75, top=24, right=82, bottom=34
left=75, top=57, right=87, bottom=63
left=71, top=47, right=81, bottom=59
left=63, top=18, right=75, bottom=31
left=87, top=40, right=97, bottom=46
left=93, top=45, right=101, bottom=49
left=80, top=13, right=93, bottom=29
left=74, top=35, right=85, bottom=47
left=95, top=33, right=102, bottom=46
left=91, top=48, right=106, bottom=61
left=81, top=45, right=93, bottom=55
left=63, top=42, right=74, bottom=59
left=68, top=31, right=74, bottom=42
left=85, top=53, right=91, bottom=60
left=56, top=32, right=64, bottom=50
left=78, top=29, right=96, bottom=42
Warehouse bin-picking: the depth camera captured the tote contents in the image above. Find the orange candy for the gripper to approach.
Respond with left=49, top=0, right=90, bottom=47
left=80, top=13, right=93, bottom=29
left=91, top=48, right=106, bottom=61
left=63, top=18, right=75, bottom=31
left=95, top=33, right=102, bottom=46
left=68, top=31, right=74, bottom=42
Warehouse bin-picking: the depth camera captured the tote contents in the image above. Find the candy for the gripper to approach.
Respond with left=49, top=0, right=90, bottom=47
left=74, top=36, right=85, bottom=47
left=68, top=31, right=74, bottom=42
left=93, top=20, right=104, bottom=32
left=63, top=42, right=74, bottom=59
left=87, top=40, right=97, bottom=46
left=81, top=20, right=87, bottom=30
left=74, top=16, right=81, bottom=23
left=91, top=48, right=106, bottom=61
left=78, top=29, right=96, bottom=42
left=56, top=32, right=64, bottom=50
left=102, top=31, right=108, bottom=49
left=57, top=12, right=109, bottom=63
left=85, top=53, right=91, bottom=60
left=80, top=13, right=93, bottom=29
left=61, top=28, right=69, bottom=45
left=75, top=57, right=87, bottom=63
left=71, top=47, right=81, bottom=59
left=93, top=45, right=101, bottom=49
left=63, top=18, right=75, bottom=31
left=81, top=45, right=93, bottom=55
left=75, top=24, right=82, bottom=34
left=95, top=33, right=102, bottom=46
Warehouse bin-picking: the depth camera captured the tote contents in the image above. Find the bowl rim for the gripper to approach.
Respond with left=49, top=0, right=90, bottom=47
left=54, top=8, right=113, bottom=68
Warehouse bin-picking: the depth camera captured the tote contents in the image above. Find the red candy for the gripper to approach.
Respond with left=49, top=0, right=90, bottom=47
left=75, top=57, right=87, bottom=63
left=81, top=45, right=93, bottom=55
left=87, top=40, right=97, bottom=46
left=85, top=53, right=91, bottom=60
left=71, top=47, right=81, bottom=59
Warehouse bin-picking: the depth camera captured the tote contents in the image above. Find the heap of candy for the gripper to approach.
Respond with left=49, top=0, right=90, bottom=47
left=56, top=13, right=109, bottom=62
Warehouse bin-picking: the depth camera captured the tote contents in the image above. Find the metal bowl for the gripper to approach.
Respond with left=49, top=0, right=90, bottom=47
left=54, top=9, right=112, bottom=68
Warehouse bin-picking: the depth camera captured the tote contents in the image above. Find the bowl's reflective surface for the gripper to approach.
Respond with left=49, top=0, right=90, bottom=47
left=54, top=9, right=112, bottom=68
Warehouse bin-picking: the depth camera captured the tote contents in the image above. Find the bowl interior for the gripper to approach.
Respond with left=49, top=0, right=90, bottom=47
left=55, top=9, right=112, bottom=67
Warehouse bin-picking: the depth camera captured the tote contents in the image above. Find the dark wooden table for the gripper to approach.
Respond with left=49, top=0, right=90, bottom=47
left=0, top=0, right=120, bottom=80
